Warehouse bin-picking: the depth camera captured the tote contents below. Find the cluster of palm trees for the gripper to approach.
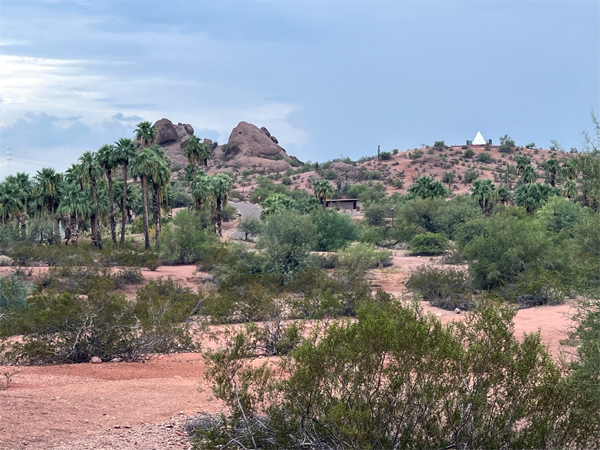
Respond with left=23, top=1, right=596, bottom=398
left=0, top=121, right=171, bottom=250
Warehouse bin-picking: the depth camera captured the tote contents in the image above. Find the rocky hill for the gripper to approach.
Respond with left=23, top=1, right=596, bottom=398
left=155, top=119, right=300, bottom=174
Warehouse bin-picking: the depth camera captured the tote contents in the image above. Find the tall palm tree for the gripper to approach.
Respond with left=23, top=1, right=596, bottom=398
left=544, top=158, right=560, bottom=187
left=148, top=146, right=171, bottom=245
left=184, top=135, right=203, bottom=180
left=212, top=174, right=232, bottom=236
left=79, top=151, right=104, bottom=249
left=97, top=144, right=119, bottom=244
left=471, top=179, right=496, bottom=215
left=496, top=186, right=512, bottom=205
left=57, top=182, right=92, bottom=246
left=0, top=181, right=22, bottom=224
left=313, top=179, right=335, bottom=210
left=33, top=168, right=61, bottom=217
left=515, top=155, right=531, bottom=175
left=114, top=137, right=137, bottom=247
left=199, top=140, right=211, bottom=169
left=561, top=159, right=579, bottom=181
left=562, top=180, right=578, bottom=200
left=134, top=120, right=158, bottom=149
left=130, top=146, right=158, bottom=249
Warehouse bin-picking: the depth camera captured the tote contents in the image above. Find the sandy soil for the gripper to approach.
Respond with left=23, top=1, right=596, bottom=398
left=0, top=250, right=577, bottom=450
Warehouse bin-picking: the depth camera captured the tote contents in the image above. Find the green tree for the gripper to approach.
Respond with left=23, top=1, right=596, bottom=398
left=183, top=135, right=207, bottom=179
left=191, top=172, right=213, bottom=214
left=471, top=179, right=496, bottom=215
left=313, top=179, right=334, bottom=210
left=134, top=120, right=158, bottom=149
left=114, top=138, right=137, bottom=247
left=520, top=164, right=538, bottom=184
left=408, top=176, right=447, bottom=199
left=499, top=134, right=516, bottom=153
left=260, top=193, right=297, bottom=219
left=147, top=146, right=171, bottom=245
left=130, top=147, right=158, bottom=249
left=442, top=171, right=455, bottom=193
left=311, top=208, right=358, bottom=251
left=259, top=210, right=317, bottom=283
left=33, top=167, right=61, bottom=217
left=515, top=155, right=531, bottom=175
left=545, top=158, right=560, bottom=187
left=96, top=144, right=119, bottom=244
left=515, top=182, right=545, bottom=215
left=212, top=174, right=233, bottom=236
left=563, top=179, right=578, bottom=200
left=78, top=151, right=103, bottom=249
left=57, top=182, right=92, bottom=246
left=409, top=232, right=448, bottom=255
left=237, top=218, right=263, bottom=241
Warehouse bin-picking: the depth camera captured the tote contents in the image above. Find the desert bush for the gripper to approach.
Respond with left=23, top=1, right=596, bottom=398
left=0, top=255, right=13, bottom=267
left=281, top=176, right=292, bottom=185
left=1, top=286, right=197, bottom=364
left=392, top=178, right=404, bottom=188
left=463, top=148, right=475, bottom=158
left=0, top=275, right=32, bottom=319
left=259, top=210, right=317, bottom=283
left=197, top=300, right=587, bottom=449
left=310, top=209, right=358, bottom=251
left=409, top=232, right=448, bottom=255
left=338, top=243, right=392, bottom=272
left=463, top=167, right=478, bottom=183
left=499, top=134, right=516, bottom=153
left=159, top=210, right=220, bottom=264
left=477, top=152, right=493, bottom=163
left=379, top=151, right=392, bottom=161
left=406, top=265, right=474, bottom=310
left=409, top=149, right=424, bottom=160
left=237, top=218, right=263, bottom=241
left=323, top=169, right=338, bottom=180
left=364, top=204, right=387, bottom=226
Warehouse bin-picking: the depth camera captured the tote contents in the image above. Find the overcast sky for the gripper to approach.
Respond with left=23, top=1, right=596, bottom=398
left=0, top=0, right=598, bottom=179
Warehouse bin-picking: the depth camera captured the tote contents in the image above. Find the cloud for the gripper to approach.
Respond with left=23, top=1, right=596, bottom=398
left=111, top=113, right=143, bottom=122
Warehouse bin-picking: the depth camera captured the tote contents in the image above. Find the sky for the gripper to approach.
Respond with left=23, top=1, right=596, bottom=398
left=0, top=0, right=598, bottom=179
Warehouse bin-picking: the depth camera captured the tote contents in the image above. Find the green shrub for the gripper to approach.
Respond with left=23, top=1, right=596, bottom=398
left=199, top=300, right=585, bottom=449
left=364, top=204, right=387, bottom=226
left=323, top=169, right=338, bottom=180
left=0, top=275, right=32, bottom=318
left=409, top=232, right=448, bottom=255
left=406, top=265, right=474, bottom=310
left=379, top=151, right=392, bottom=161
left=281, top=176, right=292, bottom=185
left=159, top=210, right=219, bottom=264
left=463, top=167, right=478, bottom=183
left=499, top=135, right=516, bottom=153
left=477, top=152, right=493, bottom=163
left=338, top=243, right=392, bottom=272
left=1, top=287, right=197, bottom=364
left=311, top=209, right=358, bottom=251
left=463, top=148, right=475, bottom=158
left=392, top=178, right=404, bottom=189
left=409, top=149, right=424, bottom=160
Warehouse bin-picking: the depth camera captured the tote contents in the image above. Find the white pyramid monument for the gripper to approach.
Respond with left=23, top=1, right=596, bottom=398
left=472, top=131, right=486, bottom=145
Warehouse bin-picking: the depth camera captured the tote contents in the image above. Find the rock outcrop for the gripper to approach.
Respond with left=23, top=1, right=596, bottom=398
left=154, top=118, right=195, bottom=168
left=329, top=162, right=364, bottom=180
left=224, top=122, right=287, bottom=160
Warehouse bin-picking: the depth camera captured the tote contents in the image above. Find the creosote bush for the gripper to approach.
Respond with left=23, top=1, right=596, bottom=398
left=195, top=299, right=597, bottom=449
left=405, top=265, right=474, bottom=310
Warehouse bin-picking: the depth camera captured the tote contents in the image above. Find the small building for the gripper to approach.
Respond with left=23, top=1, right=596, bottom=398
left=325, top=199, right=360, bottom=211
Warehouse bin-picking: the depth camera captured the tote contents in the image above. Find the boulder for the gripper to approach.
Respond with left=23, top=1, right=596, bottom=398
left=155, top=118, right=178, bottom=144
left=330, top=162, right=363, bottom=180
left=90, top=356, right=102, bottom=364
left=225, top=122, right=288, bottom=160
left=270, top=136, right=279, bottom=144
left=260, top=127, right=271, bottom=137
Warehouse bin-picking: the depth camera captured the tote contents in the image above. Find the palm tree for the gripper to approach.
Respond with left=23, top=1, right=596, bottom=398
left=199, top=140, right=212, bottom=169
left=313, top=179, right=335, bottom=210
left=184, top=135, right=203, bottom=178
left=130, top=146, right=158, bottom=249
left=57, top=182, right=92, bottom=246
left=545, top=158, right=560, bottom=187
left=79, top=151, right=104, bottom=249
left=408, top=176, right=448, bottom=199
left=134, top=120, right=158, bottom=149
left=496, top=187, right=512, bottom=205
left=97, top=144, right=119, bottom=244
left=563, top=180, right=578, bottom=200
left=520, top=165, right=537, bottom=184
left=212, top=174, right=232, bottom=236
left=260, top=193, right=296, bottom=219
left=561, top=159, right=579, bottom=181
left=33, top=168, right=61, bottom=217
left=192, top=172, right=213, bottom=213
left=515, top=155, right=531, bottom=175
left=442, top=171, right=455, bottom=194
left=515, top=183, right=544, bottom=215
left=471, top=179, right=496, bottom=215
left=0, top=181, right=22, bottom=224
left=114, top=137, right=137, bottom=247
left=147, top=146, right=171, bottom=245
